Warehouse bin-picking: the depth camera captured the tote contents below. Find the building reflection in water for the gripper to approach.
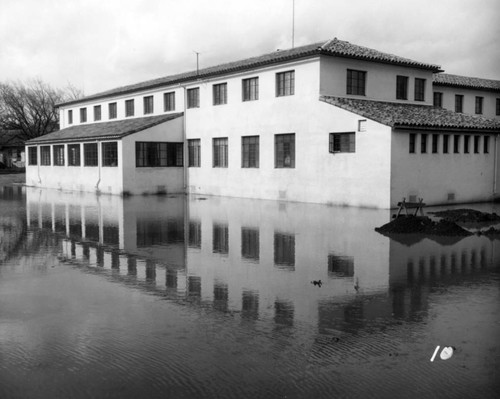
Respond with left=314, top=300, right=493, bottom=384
left=25, top=188, right=500, bottom=341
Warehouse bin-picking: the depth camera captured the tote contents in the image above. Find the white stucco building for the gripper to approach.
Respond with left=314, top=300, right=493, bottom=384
left=25, top=38, right=500, bottom=208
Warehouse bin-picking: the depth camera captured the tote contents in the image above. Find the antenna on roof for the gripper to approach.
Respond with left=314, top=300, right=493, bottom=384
left=193, top=51, right=200, bottom=75
left=292, top=0, right=295, bottom=48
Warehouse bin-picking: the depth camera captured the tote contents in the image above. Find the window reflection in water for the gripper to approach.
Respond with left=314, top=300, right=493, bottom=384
left=241, top=228, right=259, bottom=262
left=274, top=233, right=294, bottom=269
left=213, top=223, right=228, bottom=255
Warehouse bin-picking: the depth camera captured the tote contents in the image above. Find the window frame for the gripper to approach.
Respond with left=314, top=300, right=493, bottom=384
left=143, top=96, right=154, bottom=115
left=125, top=99, right=134, bottom=117
left=275, top=133, right=295, bottom=168
left=242, top=77, right=259, bottom=102
left=453, top=135, right=460, bottom=153
left=414, top=78, right=426, bottom=102
left=187, top=88, right=200, bottom=109
left=484, top=136, right=490, bottom=153
left=28, top=146, right=37, bottom=165
left=455, top=95, right=464, bottom=113
left=109, top=102, right=117, bottom=119
left=80, top=108, right=87, bottom=123
left=84, top=143, right=98, bottom=167
left=94, top=105, right=101, bottom=121
left=102, top=142, right=118, bottom=167
left=241, top=135, right=260, bottom=168
left=53, top=145, right=65, bottom=166
left=68, top=109, right=73, bottom=125
left=475, top=96, right=483, bottom=115
left=473, top=135, right=480, bottom=154
left=67, top=144, right=81, bottom=166
left=188, top=139, right=201, bottom=167
left=409, top=133, right=416, bottom=154
left=213, top=83, right=228, bottom=105
left=164, top=92, right=175, bottom=112
left=443, top=134, right=449, bottom=154
left=396, top=75, right=408, bottom=100
left=464, top=135, right=470, bottom=154
left=213, top=137, right=228, bottom=168
left=496, top=99, right=500, bottom=116
left=346, top=69, right=366, bottom=96
left=433, top=92, right=443, bottom=107
left=329, top=132, right=355, bottom=153
left=432, top=134, right=439, bottom=154
left=276, top=70, right=295, bottom=97
left=420, top=133, right=427, bottom=153
left=40, top=146, right=51, bottom=165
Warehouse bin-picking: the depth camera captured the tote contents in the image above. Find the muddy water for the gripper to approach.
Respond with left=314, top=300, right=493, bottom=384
left=0, top=185, right=499, bottom=399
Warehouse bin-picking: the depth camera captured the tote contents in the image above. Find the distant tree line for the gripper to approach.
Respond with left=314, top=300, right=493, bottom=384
left=0, top=79, right=83, bottom=141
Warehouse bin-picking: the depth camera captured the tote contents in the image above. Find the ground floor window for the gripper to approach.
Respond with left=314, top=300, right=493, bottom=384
left=68, top=144, right=81, bottom=166
left=84, top=143, right=98, bottom=166
left=409, top=134, right=416, bottom=153
left=213, top=137, right=228, bottom=168
left=188, top=139, right=201, bottom=167
left=275, top=134, right=295, bottom=168
left=53, top=145, right=65, bottom=166
left=242, top=136, right=259, bottom=168
left=28, top=147, right=37, bottom=165
left=329, top=132, right=355, bottom=153
left=443, top=135, right=449, bottom=153
left=484, top=136, right=490, bottom=153
left=102, top=142, right=118, bottom=167
left=40, top=146, right=51, bottom=165
left=136, top=142, right=167, bottom=167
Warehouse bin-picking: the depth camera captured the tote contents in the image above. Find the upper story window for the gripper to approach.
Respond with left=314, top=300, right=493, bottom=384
left=28, top=147, right=37, bottom=165
left=475, top=96, right=483, bottom=114
left=109, top=102, right=117, bottom=119
left=414, top=78, right=426, bottom=101
left=409, top=133, right=416, bottom=153
left=433, top=92, right=443, bottom=107
left=125, top=99, right=134, bottom=117
left=102, top=142, right=118, bottom=167
left=276, top=71, right=295, bottom=97
left=455, top=95, right=464, bottom=113
left=213, top=83, right=228, bottom=105
left=275, top=133, right=295, bottom=168
left=396, top=76, right=408, bottom=100
left=68, top=110, right=73, bottom=124
left=94, top=105, right=101, bottom=121
left=164, top=92, right=175, bottom=111
left=187, top=88, right=200, bottom=109
left=143, top=96, right=154, bottom=114
left=80, top=108, right=87, bottom=123
left=242, top=77, right=259, bottom=101
left=420, top=133, right=427, bottom=153
left=188, top=139, right=201, bottom=167
left=346, top=69, right=366, bottom=96
left=329, top=132, right=355, bottom=153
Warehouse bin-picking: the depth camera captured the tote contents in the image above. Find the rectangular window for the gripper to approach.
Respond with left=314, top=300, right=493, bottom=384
left=414, top=78, right=426, bottom=101
left=67, top=144, right=80, bottom=166
left=40, top=146, right=51, bottom=165
left=53, top=145, right=65, bottom=166
left=241, top=228, right=259, bottom=261
left=187, top=88, right=200, bottom=108
left=242, top=77, right=259, bottom=101
left=143, top=96, right=154, bottom=114
left=213, top=83, right=227, bottom=105
left=276, top=70, right=295, bottom=97
left=94, top=105, right=101, bottom=121
left=329, top=132, right=355, bottom=153
left=275, top=133, right=295, bottom=168
left=109, top=102, right=117, bottom=119
left=443, top=134, right=449, bottom=154
left=68, top=110, right=73, bottom=124
left=28, top=147, right=37, bottom=165
left=164, top=92, right=175, bottom=111
left=136, top=142, right=167, bottom=167
left=358, top=119, right=367, bottom=132
left=347, top=69, right=366, bottom=96
left=213, top=224, right=229, bottom=255
left=213, top=137, right=228, bottom=168
left=188, top=139, right=201, bottom=167
left=274, top=232, right=295, bottom=267
left=455, top=95, right=464, bottom=113
left=474, top=136, right=480, bottom=154
left=484, top=136, right=490, bottom=153
left=421, top=134, right=427, bottom=153
left=396, top=76, right=408, bottom=100
left=432, top=134, right=439, bottom=153
left=475, top=96, right=483, bottom=114
left=125, top=99, right=134, bottom=117
left=84, top=143, right=98, bottom=166
left=167, top=143, right=184, bottom=166
left=242, top=136, right=259, bottom=168
left=433, top=92, right=443, bottom=107
left=409, top=133, right=416, bottom=153
left=464, top=135, right=470, bottom=153
left=102, top=142, right=118, bottom=167
left=497, top=99, right=500, bottom=116
left=454, top=135, right=460, bottom=153
left=80, top=108, right=87, bottom=123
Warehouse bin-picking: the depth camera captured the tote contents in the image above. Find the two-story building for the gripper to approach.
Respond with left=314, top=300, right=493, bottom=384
left=25, top=38, right=500, bottom=208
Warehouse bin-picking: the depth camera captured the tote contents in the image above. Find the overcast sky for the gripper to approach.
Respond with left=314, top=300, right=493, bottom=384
left=1, top=0, right=499, bottom=95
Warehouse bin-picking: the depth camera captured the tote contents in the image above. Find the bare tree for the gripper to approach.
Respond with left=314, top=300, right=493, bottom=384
left=0, top=79, right=83, bottom=141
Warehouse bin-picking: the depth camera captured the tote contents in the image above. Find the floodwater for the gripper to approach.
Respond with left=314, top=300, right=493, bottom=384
left=0, top=185, right=499, bottom=399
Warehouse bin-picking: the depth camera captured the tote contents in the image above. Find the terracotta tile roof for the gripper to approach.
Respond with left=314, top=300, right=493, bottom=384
left=320, top=96, right=500, bottom=131
left=59, top=38, right=442, bottom=107
left=26, top=113, right=183, bottom=145
left=433, top=73, right=500, bottom=92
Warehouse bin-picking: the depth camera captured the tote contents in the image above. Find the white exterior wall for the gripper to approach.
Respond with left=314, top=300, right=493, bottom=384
left=320, top=56, right=435, bottom=105
left=185, top=58, right=392, bottom=208
left=390, top=131, right=500, bottom=206
left=26, top=141, right=124, bottom=195
left=434, top=86, right=500, bottom=119
left=121, top=117, right=184, bottom=195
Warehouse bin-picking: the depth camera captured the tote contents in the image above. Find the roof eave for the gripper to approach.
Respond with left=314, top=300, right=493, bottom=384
left=393, top=124, right=500, bottom=133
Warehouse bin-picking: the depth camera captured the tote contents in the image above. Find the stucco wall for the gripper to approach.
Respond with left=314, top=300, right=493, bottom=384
left=121, top=117, right=184, bottom=195
left=390, top=130, right=499, bottom=207
left=433, top=86, right=500, bottom=119
left=26, top=141, right=124, bottom=195
left=320, top=56, right=435, bottom=105
left=185, top=59, right=392, bottom=208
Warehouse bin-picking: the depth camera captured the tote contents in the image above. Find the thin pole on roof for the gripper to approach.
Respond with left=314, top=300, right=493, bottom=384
left=292, top=0, right=295, bottom=48
left=193, top=51, right=200, bottom=75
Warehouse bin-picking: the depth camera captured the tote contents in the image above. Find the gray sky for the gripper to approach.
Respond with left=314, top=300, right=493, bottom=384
left=1, top=0, right=499, bottom=95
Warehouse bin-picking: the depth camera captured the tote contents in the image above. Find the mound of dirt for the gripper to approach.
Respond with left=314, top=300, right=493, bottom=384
left=428, top=209, right=500, bottom=223
left=375, top=216, right=472, bottom=236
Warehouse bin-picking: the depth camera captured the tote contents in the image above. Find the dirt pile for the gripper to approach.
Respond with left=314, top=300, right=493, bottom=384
left=428, top=209, right=500, bottom=223
left=375, top=216, right=472, bottom=236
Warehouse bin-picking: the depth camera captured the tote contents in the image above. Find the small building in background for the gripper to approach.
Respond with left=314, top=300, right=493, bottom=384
left=0, top=130, right=25, bottom=168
